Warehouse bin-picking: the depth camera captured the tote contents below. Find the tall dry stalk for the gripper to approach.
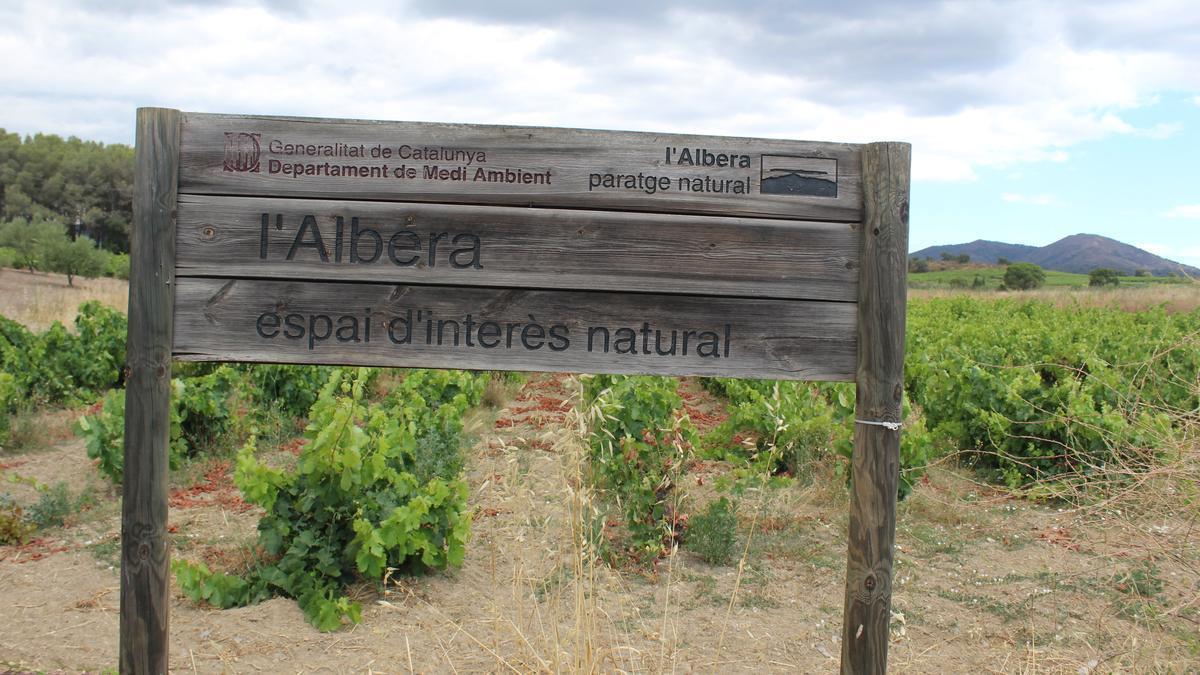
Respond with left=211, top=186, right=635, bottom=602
left=561, top=375, right=615, bottom=674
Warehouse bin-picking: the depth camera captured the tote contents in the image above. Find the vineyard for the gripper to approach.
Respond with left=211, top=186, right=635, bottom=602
left=0, top=277, right=1198, bottom=671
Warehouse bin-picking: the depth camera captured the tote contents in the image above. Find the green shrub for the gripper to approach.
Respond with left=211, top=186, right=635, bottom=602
left=245, top=364, right=332, bottom=420
left=175, top=368, right=472, bottom=631
left=585, top=374, right=695, bottom=562
left=1088, top=268, right=1121, bottom=287
left=73, top=301, right=127, bottom=390
left=25, top=481, right=83, bottom=530
left=702, top=379, right=936, bottom=500
left=43, top=235, right=105, bottom=286
left=1003, top=262, right=1045, bottom=290
left=0, top=372, right=20, bottom=446
left=77, top=383, right=187, bottom=483
left=102, top=251, right=130, bottom=279
left=385, top=368, right=484, bottom=434
left=685, top=497, right=738, bottom=565
left=0, top=482, right=92, bottom=544
left=0, top=315, right=31, bottom=353
left=0, top=218, right=66, bottom=272
left=0, top=302, right=126, bottom=406
left=175, top=366, right=241, bottom=453
left=905, top=297, right=1192, bottom=486
left=702, top=378, right=841, bottom=476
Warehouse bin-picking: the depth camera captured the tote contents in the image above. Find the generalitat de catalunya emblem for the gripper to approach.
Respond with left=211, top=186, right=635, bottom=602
left=223, top=132, right=261, bottom=173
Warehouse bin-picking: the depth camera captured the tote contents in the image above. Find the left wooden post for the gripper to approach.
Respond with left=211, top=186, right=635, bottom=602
left=122, top=107, right=181, bottom=674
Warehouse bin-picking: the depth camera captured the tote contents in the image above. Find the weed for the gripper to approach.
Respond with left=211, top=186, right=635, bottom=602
left=481, top=373, right=510, bottom=408
left=25, top=481, right=75, bottom=529
left=684, top=497, right=738, bottom=565
left=1111, top=561, right=1164, bottom=598
left=903, top=523, right=964, bottom=557
left=88, top=538, right=121, bottom=568
left=5, top=406, right=42, bottom=451
left=935, top=588, right=1023, bottom=622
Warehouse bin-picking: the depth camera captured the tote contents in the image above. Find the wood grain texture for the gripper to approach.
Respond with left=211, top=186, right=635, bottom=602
left=122, top=107, right=180, bottom=675
left=179, top=112, right=863, bottom=222
left=172, top=278, right=857, bottom=381
left=841, top=142, right=910, bottom=674
left=176, top=195, right=860, bottom=302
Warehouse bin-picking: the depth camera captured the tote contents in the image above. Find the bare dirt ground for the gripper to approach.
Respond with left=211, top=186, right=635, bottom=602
left=1, top=373, right=1197, bottom=673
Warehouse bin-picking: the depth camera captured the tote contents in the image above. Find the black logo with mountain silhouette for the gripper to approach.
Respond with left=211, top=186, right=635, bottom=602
left=760, top=156, right=837, bottom=197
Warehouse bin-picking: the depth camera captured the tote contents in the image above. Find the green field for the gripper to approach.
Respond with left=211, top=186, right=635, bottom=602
left=908, top=265, right=1191, bottom=290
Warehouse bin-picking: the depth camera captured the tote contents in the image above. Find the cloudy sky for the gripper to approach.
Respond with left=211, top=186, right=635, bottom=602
left=2, top=0, right=1198, bottom=264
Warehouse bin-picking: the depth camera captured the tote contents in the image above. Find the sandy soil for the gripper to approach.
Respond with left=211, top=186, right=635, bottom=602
left=1, top=375, right=1197, bottom=673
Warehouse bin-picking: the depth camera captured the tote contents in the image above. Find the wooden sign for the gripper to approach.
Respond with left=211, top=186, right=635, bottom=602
left=182, top=113, right=863, bottom=220
left=176, top=196, right=860, bottom=301
left=123, top=108, right=910, bottom=674
left=175, top=278, right=857, bottom=380
left=172, top=112, right=869, bottom=380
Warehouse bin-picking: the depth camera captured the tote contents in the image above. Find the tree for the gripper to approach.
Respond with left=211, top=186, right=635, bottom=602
left=0, top=217, right=68, bottom=272
left=955, top=253, right=970, bottom=264
left=1088, top=268, right=1120, bottom=287
left=1134, top=269, right=1150, bottom=277
left=0, top=129, right=133, bottom=252
left=43, top=235, right=105, bottom=286
left=1003, top=262, right=1045, bottom=290
left=908, top=257, right=930, bottom=273
left=997, top=257, right=1010, bottom=265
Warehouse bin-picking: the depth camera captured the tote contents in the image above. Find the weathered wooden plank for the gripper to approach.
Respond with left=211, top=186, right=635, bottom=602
left=179, top=112, right=863, bottom=222
left=176, top=195, right=860, bottom=302
left=172, top=278, right=857, bottom=381
left=122, top=107, right=179, bottom=674
left=841, top=142, right=910, bottom=674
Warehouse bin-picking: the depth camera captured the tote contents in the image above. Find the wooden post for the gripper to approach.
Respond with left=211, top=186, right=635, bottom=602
left=841, top=142, right=910, bottom=674
left=121, top=107, right=181, bottom=674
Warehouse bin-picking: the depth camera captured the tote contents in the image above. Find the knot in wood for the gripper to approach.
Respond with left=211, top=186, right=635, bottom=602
left=201, top=225, right=216, bottom=239
left=864, top=575, right=876, bottom=591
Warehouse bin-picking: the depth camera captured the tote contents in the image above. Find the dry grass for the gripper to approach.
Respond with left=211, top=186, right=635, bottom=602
left=4, top=405, right=85, bottom=453
left=0, top=268, right=127, bottom=331
left=911, top=283, right=1200, bottom=313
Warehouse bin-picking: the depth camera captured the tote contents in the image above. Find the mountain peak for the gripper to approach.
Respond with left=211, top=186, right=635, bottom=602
left=912, top=235, right=1198, bottom=277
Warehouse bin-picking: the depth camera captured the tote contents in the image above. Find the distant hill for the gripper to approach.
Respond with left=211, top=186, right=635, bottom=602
left=912, top=234, right=1199, bottom=277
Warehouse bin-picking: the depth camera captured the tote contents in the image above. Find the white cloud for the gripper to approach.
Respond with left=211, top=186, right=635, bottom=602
left=1162, top=205, right=1200, bottom=219
left=1003, top=193, right=1058, bottom=206
left=0, top=0, right=1197, bottom=185
left=1134, top=122, right=1182, bottom=139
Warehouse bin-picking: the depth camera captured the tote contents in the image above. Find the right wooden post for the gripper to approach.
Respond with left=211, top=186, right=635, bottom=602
left=841, top=141, right=911, bottom=674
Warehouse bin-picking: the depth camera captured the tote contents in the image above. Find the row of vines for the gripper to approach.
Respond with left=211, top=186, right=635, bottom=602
left=585, top=296, right=1199, bottom=561
left=2, top=293, right=1197, bottom=628
left=0, top=301, right=491, bottom=629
